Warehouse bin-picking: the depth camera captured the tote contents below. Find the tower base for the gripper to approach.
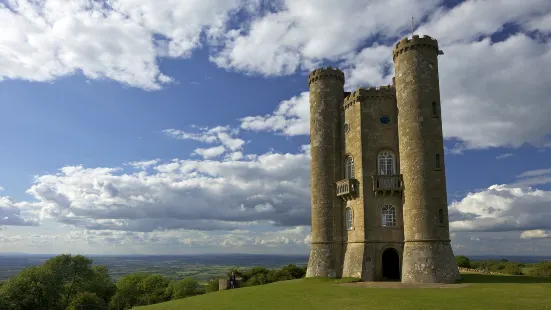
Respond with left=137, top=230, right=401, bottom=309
left=306, top=243, right=336, bottom=278
left=401, top=241, right=460, bottom=284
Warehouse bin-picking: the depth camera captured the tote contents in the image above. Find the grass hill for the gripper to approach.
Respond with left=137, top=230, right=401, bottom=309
left=136, top=273, right=551, bottom=310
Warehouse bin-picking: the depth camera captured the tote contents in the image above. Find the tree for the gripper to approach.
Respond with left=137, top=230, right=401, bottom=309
left=172, top=277, right=200, bottom=299
left=108, top=273, right=172, bottom=309
left=0, top=265, right=59, bottom=310
left=455, top=255, right=471, bottom=268
left=66, top=292, right=106, bottom=310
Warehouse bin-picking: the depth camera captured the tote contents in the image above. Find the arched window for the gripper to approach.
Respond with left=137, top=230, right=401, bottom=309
left=378, top=151, right=395, bottom=175
left=345, top=156, right=354, bottom=179
left=438, top=209, right=444, bottom=224
left=345, top=207, right=353, bottom=230
left=382, top=205, right=396, bottom=227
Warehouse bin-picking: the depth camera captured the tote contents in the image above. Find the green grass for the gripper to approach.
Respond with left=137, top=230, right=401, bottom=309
left=136, top=273, right=551, bottom=310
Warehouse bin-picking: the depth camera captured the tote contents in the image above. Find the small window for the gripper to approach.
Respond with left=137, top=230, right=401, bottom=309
left=435, top=154, right=441, bottom=170
left=380, top=116, right=390, bottom=124
left=345, top=207, right=353, bottom=230
left=345, top=156, right=355, bottom=179
left=344, top=123, right=350, bottom=134
left=382, top=205, right=396, bottom=227
left=438, top=209, right=444, bottom=224
left=432, top=102, right=439, bottom=118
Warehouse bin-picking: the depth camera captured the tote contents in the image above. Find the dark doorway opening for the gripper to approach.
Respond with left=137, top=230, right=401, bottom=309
left=382, top=248, right=400, bottom=281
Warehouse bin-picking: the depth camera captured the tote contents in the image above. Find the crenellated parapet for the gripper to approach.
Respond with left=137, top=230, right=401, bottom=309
left=308, top=66, right=345, bottom=86
left=393, top=35, right=439, bottom=61
left=343, top=85, right=395, bottom=110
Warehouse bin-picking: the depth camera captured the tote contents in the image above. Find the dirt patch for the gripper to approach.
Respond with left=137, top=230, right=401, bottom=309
left=338, top=281, right=470, bottom=289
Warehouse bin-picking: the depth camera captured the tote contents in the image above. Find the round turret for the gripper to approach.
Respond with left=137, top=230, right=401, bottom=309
left=306, top=66, right=344, bottom=278
left=393, top=35, right=460, bottom=284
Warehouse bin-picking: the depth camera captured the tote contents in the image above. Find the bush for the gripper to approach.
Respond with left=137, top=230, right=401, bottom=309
left=204, top=279, right=219, bottom=293
left=525, top=263, right=551, bottom=277
left=67, top=292, right=106, bottom=310
left=172, top=278, right=201, bottom=299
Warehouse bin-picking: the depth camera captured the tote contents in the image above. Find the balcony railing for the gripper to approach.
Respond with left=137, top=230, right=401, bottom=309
left=335, top=179, right=358, bottom=200
left=372, top=174, right=403, bottom=195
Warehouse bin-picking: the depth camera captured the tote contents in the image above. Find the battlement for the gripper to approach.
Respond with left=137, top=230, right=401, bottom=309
left=343, top=85, right=395, bottom=109
left=308, top=66, right=345, bottom=86
left=393, top=35, right=439, bottom=61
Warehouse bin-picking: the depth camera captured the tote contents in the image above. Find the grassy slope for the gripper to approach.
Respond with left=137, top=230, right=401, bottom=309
left=136, top=274, right=551, bottom=310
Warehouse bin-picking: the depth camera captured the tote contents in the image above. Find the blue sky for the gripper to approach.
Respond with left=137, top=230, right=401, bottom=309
left=0, top=0, right=550, bottom=256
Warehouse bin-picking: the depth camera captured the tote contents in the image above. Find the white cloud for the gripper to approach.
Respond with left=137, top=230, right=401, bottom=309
left=193, top=145, right=226, bottom=159
left=0, top=196, right=39, bottom=227
left=23, top=144, right=311, bottom=233
left=210, top=0, right=439, bottom=75
left=127, top=159, right=161, bottom=170
left=520, top=229, right=550, bottom=239
left=512, top=168, right=551, bottom=187
left=240, top=92, right=309, bottom=136
left=449, top=184, right=551, bottom=232
left=0, top=0, right=254, bottom=89
left=164, top=126, right=245, bottom=151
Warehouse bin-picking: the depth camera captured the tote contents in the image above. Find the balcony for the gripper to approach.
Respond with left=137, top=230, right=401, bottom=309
left=336, top=179, right=358, bottom=201
left=372, top=174, right=403, bottom=196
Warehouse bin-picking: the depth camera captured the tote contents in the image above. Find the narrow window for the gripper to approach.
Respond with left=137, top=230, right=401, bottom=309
left=382, top=205, right=396, bottom=227
left=345, top=207, right=353, bottom=230
left=344, top=123, right=350, bottom=134
left=377, top=151, right=396, bottom=175
left=345, top=156, right=355, bottom=179
left=438, top=209, right=444, bottom=224
left=435, top=154, right=441, bottom=169
left=432, top=102, right=439, bottom=117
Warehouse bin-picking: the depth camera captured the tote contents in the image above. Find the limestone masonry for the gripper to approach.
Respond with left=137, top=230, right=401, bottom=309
left=306, top=34, right=461, bottom=283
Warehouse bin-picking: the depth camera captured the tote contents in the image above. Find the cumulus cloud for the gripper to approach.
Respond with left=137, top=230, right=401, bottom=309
left=449, top=184, right=551, bottom=232
left=126, top=159, right=161, bottom=170
left=240, top=92, right=309, bottom=136
left=520, top=229, right=550, bottom=239
left=0, top=196, right=39, bottom=227
left=210, top=0, right=439, bottom=75
left=24, top=145, right=311, bottom=232
left=0, top=0, right=255, bottom=89
left=164, top=126, right=245, bottom=151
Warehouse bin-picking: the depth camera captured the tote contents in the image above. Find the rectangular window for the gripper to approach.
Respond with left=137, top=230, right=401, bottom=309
left=438, top=209, right=444, bottom=224
left=435, top=154, right=441, bottom=170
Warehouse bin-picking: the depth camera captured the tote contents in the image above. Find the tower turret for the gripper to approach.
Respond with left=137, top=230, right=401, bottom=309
left=306, top=67, right=344, bottom=278
left=392, top=35, right=460, bottom=283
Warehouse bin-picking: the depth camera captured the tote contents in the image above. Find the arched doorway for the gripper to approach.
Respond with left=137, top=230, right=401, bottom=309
left=382, top=248, right=400, bottom=281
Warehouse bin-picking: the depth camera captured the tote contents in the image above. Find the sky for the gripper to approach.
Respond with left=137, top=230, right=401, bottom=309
left=0, top=0, right=550, bottom=256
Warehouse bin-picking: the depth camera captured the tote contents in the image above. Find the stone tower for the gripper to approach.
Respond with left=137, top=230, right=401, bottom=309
left=393, top=35, right=460, bottom=283
left=305, top=34, right=460, bottom=283
left=306, top=67, right=344, bottom=278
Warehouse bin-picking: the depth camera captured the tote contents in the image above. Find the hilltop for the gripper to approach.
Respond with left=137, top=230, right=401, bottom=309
left=136, top=273, right=551, bottom=310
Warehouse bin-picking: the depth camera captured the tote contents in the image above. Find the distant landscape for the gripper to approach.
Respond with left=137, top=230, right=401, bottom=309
left=0, top=253, right=310, bottom=282
left=0, top=253, right=549, bottom=282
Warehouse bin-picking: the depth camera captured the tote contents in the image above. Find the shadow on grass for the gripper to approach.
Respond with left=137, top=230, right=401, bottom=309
left=461, top=273, right=551, bottom=284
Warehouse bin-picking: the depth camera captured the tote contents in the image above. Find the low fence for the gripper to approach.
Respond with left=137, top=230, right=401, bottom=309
left=458, top=267, right=510, bottom=276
